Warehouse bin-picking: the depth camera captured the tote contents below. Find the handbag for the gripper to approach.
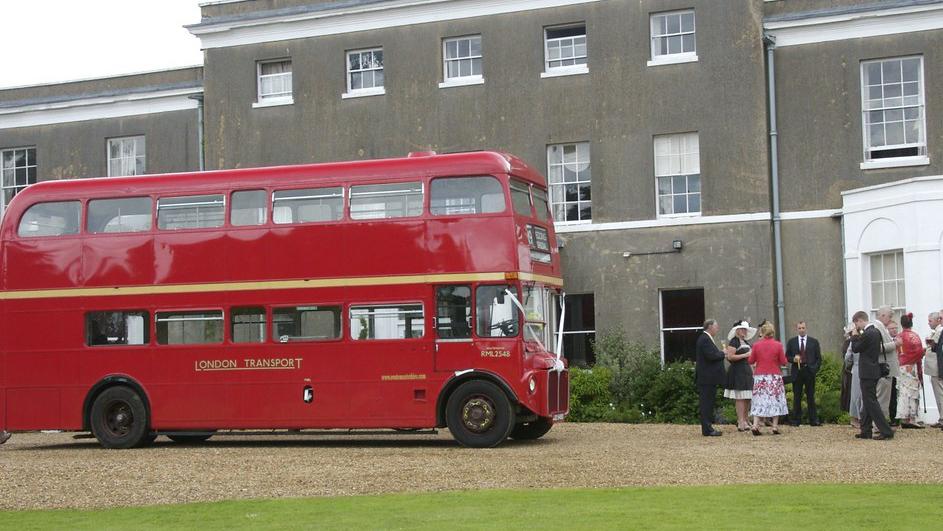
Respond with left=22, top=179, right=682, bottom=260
left=879, top=349, right=890, bottom=378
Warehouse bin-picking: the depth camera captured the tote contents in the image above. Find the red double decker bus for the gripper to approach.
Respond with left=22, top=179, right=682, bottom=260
left=0, top=151, right=568, bottom=448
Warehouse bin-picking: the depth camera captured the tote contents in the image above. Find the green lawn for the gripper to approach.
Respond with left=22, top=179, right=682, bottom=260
left=3, top=484, right=939, bottom=531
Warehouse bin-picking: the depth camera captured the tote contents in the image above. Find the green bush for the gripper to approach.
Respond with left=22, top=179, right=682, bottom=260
left=636, top=362, right=700, bottom=423
left=567, top=366, right=615, bottom=422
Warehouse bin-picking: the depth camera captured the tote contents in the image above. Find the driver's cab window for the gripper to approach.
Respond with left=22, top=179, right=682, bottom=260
left=476, top=284, right=519, bottom=337
left=436, top=285, right=472, bottom=339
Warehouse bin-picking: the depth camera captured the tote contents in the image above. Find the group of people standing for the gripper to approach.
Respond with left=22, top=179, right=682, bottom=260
left=843, top=305, right=943, bottom=440
left=695, top=318, right=820, bottom=436
left=696, top=305, right=943, bottom=439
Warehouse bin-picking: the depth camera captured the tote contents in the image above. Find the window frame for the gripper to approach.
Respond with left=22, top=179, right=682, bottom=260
left=860, top=56, right=928, bottom=169
left=439, top=35, right=484, bottom=88
left=541, top=23, right=588, bottom=78
left=273, top=305, right=343, bottom=343
left=343, top=47, right=386, bottom=99
left=157, top=194, right=226, bottom=230
left=349, top=182, right=423, bottom=220
left=254, top=59, right=294, bottom=108
left=648, top=10, right=697, bottom=67
left=86, top=310, right=151, bottom=347
left=350, top=303, right=425, bottom=340
left=17, top=200, right=81, bottom=238
left=1, top=146, right=37, bottom=217
left=654, top=132, right=701, bottom=219
left=156, top=310, right=225, bottom=346
left=106, top=136, right=146, bottom=177
left=659, top=288, right=705, bottom=364
left=546, top=142, right=592, bottom=224
left=868, top=250, right=906, bottom=316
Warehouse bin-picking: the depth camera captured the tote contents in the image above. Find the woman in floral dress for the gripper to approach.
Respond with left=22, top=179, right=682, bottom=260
left=896, top=312, right=925, bottom=428
left=749, top=321, right=789, bottom=435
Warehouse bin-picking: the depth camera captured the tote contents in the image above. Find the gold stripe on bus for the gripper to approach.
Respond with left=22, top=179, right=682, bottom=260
left=0, top=271, right=561, bottom=301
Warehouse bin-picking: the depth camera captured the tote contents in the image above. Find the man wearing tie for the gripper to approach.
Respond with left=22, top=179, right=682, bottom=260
left=786, top=321, right=822, bottom=426
left=695, top=319, right=725, bottom=436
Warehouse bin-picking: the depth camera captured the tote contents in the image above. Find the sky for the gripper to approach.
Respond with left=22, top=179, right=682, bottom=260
left=0, top=0, right=205, bottom=89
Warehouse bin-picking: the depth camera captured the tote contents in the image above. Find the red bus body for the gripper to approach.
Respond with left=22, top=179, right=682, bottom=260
left=0, top=151, right=568, bottom=448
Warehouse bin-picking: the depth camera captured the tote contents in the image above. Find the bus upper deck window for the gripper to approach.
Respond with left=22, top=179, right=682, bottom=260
left=17, top=201, right=81, bottom=237
left=509, top=179, right=532, bottom=218
left=430, top=176, right=505, bottom=215
left=87, top=197, right=152, bottom=234
left=532, top=188, right=550, bottom=222
left=350, top=182, right=422, bottom=219
left=231, top=190, right=268, bottom=226
left=157, top=195, right=225, bottom=230
left=272, top=187, right=343, bottom=224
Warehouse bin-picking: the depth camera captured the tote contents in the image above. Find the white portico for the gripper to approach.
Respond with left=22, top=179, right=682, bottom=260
left=842, top=175, right=943, bottom=423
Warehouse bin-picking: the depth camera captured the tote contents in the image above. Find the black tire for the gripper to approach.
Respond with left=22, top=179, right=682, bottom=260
left=167, top=433, right=214, bottom=444
left=89, top=386, right=150, bottom=449
left=446, top=380, right=515, bottom=448
left=509, top=417, right=553, bottom=440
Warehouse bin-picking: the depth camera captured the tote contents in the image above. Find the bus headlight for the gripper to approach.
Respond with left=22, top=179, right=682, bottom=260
left=529, top=377, right=537, bottom=393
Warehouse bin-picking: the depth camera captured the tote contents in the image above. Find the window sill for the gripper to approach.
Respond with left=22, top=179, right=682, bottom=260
left=656, top=212, right=701, bottom=220
left=438, top=77, right=484, bottom=89
left=342, top=87, right=386, bottom=99
left=647, top=54, right=698, bottom=67
left=541, top=66, right=589, bottom=79
left=860, top=156, right=929, bottom=170
left=252, top=97, right=294, bottom=108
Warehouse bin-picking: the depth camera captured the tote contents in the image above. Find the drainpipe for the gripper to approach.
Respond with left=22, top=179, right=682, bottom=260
left=764, top=35, right=787, bottom=341
left=189, top=93, right=205, bottom=171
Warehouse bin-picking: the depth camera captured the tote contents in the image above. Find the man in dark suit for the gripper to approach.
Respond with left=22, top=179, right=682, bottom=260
left=851, top=311, right=894, bottom=440
left=786, top=321, right=822, bottom=426
left=695, top=319, right=725, bottom=437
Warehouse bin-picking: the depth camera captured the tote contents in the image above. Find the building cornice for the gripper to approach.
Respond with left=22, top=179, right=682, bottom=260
left=188, top=0, right=604, bottom=50
left=763, top=1, right=943, bottom=47
left=0, top=85, right=203, bottom=130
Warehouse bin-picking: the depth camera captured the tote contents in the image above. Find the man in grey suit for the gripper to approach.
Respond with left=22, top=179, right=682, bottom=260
left=695, top=319, right=725, bottom=437
left=872, top=306, right=902, bottom=419
left=851, top=310, right=894, bottom=440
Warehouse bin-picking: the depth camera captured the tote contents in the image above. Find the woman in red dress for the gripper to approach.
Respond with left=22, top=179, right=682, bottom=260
left=896, top=312, right=925, bottom=428
left=749, top=322, right=789, bottom=435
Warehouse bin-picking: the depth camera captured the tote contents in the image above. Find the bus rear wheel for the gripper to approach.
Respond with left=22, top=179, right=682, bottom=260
left=509, top=417, right=553, bottom=440
left=446, top=380, right=514, bottom=448
left=90, top=386, right=150, bottom=449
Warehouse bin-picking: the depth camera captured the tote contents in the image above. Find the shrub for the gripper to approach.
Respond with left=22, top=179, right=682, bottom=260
left=783, top=353, right=844, bottom=424
left=592, top=330, right=662, bottom=408
left=636, top=361, right=700, bottom=423
left=567, top=366, right=615, bottom=422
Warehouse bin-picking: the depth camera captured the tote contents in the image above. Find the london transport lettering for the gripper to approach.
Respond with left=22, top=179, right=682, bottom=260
left=194, top=358, right=304, bottom=371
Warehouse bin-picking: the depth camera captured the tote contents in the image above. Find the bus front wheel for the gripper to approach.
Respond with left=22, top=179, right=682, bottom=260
left=90, top=386, right=150, bottom=449
left=446, top=380, right=515, bottom=448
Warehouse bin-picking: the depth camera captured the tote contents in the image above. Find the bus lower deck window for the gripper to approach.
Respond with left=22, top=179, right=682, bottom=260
left=86, top=311, right=150, bottom=346
left=350, top=304, right=424, bottom=339
left=156, top=310, right=224, bottom=344
left=273, top=306, right=341, bottom=342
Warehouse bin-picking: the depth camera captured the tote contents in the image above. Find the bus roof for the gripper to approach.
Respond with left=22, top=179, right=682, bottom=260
left=6, top=151, right=546, bottom=212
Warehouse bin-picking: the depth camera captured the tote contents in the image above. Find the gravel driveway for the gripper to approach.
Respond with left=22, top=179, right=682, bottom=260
left=3, top=423, right=942, bottom=510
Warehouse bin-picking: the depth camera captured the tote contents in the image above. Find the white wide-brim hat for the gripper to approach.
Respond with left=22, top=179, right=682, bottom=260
left=727, top=320, right=757, bottom=341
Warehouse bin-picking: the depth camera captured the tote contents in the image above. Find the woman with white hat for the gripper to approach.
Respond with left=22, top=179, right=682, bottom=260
left=724, top=319, right=756, bottom=431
